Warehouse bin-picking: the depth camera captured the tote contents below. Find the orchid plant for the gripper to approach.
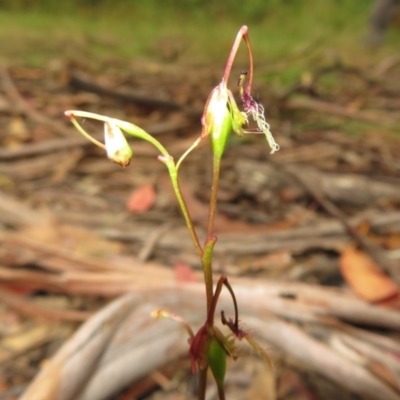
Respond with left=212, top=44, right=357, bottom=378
left=65, top=25, right=278, bottom=400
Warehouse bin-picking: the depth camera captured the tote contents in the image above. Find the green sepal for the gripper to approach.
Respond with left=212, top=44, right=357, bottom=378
left=228, top=91, right=247, bottom=137
left=207, top=336, right=226, bottom=386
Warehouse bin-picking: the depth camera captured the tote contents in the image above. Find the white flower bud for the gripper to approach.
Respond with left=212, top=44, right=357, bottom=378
left=104, top=120, right=133, bottom=168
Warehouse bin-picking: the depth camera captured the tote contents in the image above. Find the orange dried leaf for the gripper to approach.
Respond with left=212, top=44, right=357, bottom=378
left=126, top=184, right=156, bottom=213
left=0, top=283, right=33, bottom=295
left=340, top=247, right=398, bottom=303
left=174, top=262, right=197, bottom=283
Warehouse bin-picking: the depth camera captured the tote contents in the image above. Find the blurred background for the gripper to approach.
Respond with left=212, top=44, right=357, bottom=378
left=0, top=1, right=400, bottom=400
left=0, top=0, right=399, bottom=67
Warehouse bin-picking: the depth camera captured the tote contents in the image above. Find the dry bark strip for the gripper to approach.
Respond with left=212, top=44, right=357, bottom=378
left=283, top=96, right=397, bottom=126
left=96, top=211, right=400, bottom=255
left=0, top=190, right=50, bottom=227
left=0, top=287, right=90, bottom=321
left=235, top=159, right=400, bottom=207
left=291, top=166, right=398, bottom=278
left=20, top=287, right=400, bottom=400
left=1, top=189, right=399, bottom=257
left=68, top=70, right=202, bottom=117
left=1, top=230, right=400, bottom=331
left=0, top=65, right=75, bottom=137
left=3, top=226, right=399, bottom=398
left=5, top=206, right=397, bottom=256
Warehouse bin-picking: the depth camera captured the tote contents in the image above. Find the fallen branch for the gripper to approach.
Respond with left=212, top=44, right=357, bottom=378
left=0, top=65, right=75, bottom=137
left=278, top=163, right=398, bottom=277
left=235, top=159, right=400, bottom=207
left=68, top=70, right=201, bottom=116
left=20, top=287, right=400, bottom=400
left=0, top=287, right=91, bottom=321
left=284, top=96, right=397, bottom=126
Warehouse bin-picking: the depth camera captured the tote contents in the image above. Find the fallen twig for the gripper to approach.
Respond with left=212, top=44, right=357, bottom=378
left=68, top=70, right=201, bottom=117
left=278, top=163, right=398, bottom=277
left=284, top=96, right=397, bottom=126
left=0, top=65, right=75, bottom=137
left=0, top=287, right=91, bottom=321
left=20, top=287, right=400, bottom=400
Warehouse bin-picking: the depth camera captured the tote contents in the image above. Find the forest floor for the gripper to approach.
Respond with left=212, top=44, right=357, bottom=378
left=0, top=9, right=400, bottom=400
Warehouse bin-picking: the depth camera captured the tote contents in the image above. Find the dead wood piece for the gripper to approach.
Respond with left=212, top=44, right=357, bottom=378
left=0, top=385, right=26, bottom=400
left=3, top=235, right=400, bottom=331
left=223, top=282, right=400, bottom=331
left=69, top=70, right=183, bottom=112
left=322, top=318, right=400, bottom=355
left=20, top=292, right=139, bottom=400
left=0, top=150, right=78, bottom=181
left=3, top=233, right=133, bottom=274
left=0, top=65, right=75, bottom=137
left=235, top=159, right=400, bottom=206
left=0, top=287, right=90, bottom=321
left=0, top=93, right=10, bottom=112
left=20, top=288, right=400, bottom=400
left=372, top=55, right=400, bottom=78
left=271, top=142, right=342, bottom=164
left=280, top=163, right=398, bottom=276
left=284, top=96, right=396, bottom=126
left=339, top=333, right=400, bottom=391
left=0, top=266, right=66, bottom=292
left=93, top=211, right=400, bottom=256
left=249, top=316, right=400, bottom=400
left=0, top=190, right=49, bottom=227
left=0, top=135, right=91, bottom=160
left=3, top=222, right=400, bottom=329
left=49, top=148, right=83, bottom=184
left=137, top=221, right=173, bottom=262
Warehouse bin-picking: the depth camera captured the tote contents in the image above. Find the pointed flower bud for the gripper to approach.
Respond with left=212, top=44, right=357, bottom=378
left=207, top=335, right=227, bottom=386
left=104, top=120, right=133, bottom=168
left=201, top=81, right=233, bottom=160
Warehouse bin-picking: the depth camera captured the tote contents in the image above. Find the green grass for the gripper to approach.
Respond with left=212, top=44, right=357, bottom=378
left=0, top=0, right=399, bottom=87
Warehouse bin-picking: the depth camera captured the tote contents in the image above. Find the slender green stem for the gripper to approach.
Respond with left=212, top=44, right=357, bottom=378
left=198, top=366, right=208, bottom=400
left=151, top=309, right=195, bottom=339
left=206, top=156, right=221, bottom=241
left=65, top=110, right=171, bottom=159
left=165, top=161, right=204, bottom=259
left=201, top=154, right=222, bottom=314
left=176, top=137, right=201, bottom=171
left=202, top=238, right=217, bottom=314
left=118, top=120, right=171, bottom=158
left=66, top=114, right=105, bottom=149
left=65, top=110, right=203, bottom=259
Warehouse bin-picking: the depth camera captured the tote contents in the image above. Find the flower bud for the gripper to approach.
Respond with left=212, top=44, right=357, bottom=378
left=207, top=335, right=226, bottom=386
left=201, top=82, right=232, bottom=160
left=104, top=120, right=133, bottom=168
